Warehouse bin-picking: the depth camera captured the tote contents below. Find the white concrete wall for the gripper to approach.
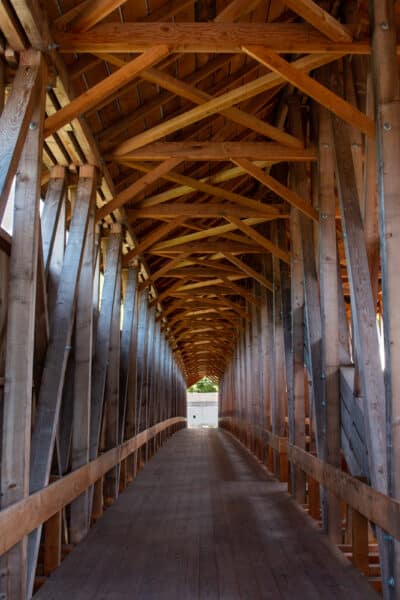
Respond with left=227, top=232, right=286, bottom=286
left=187, top=392, right=218, bottom=428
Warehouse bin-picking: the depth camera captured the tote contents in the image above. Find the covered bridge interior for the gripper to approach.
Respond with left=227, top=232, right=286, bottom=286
left=0, top=0, right=399, bottom=598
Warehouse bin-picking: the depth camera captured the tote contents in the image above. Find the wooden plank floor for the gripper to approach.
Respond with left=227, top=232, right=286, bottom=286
left=36, top=429, right=378, bottom=599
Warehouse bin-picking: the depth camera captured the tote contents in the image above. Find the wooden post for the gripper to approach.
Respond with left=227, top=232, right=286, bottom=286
left=0, top=54, right=46, bottom=599
left=119, top=267, right=138, bottom=444
left=90, top=225, right=121, bottom=461
left=278, top=437, right=288, bottom=483
left=271, top=223, right=287, bottom=476
left=308, top=475, right=321, bottom=521
left=41, top=166, right=66, bottom=275
left=318, top=97, right=342, bottom=543
left=104, top=258, right=121, bottom=506
left=330, top=63, right=392, bottom=596
left=91, top=477, right=104, bottom=524
left=70, top=184, right=96, bottom=544
left=369, top=1, right=400, bottom=595
left=43, top=511, right=62, bottom=576
left=27, top=165, right=95, bottom=597
left=289, top=190, right=306, bottom=503
left=351, top=507, right=369, bottom=577
left=0, top=50, right=44, bottom=219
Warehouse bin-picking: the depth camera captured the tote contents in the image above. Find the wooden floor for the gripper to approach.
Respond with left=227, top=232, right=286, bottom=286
left=36, top=429, right=377, bottom=599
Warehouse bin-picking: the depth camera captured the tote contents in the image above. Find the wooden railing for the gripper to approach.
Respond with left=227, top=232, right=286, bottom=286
left=220, top=415, right=400, bottom=591
left=0, top=417, right=186, bottom=558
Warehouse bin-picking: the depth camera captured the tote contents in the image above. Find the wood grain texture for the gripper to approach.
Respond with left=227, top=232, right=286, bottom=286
left=53, top=23, right=370, bottom=54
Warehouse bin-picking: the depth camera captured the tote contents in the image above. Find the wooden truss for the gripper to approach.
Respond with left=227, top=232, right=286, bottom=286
left=0, top=0, right=399, bottom=598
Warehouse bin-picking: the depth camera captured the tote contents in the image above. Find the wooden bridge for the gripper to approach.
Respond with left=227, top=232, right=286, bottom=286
left=0, top=0, right=400, bottom=598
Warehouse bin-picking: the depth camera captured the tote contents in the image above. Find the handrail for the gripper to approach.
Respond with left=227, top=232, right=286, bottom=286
left=220, top=416, right=400, bottom=541
left=0, top=417, right=186, bottom=557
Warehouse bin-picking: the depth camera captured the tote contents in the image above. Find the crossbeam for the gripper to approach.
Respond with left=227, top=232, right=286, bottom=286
left=52, top=23, right=368, bottom=54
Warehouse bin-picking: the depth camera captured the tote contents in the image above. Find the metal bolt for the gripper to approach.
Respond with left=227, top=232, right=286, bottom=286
left=29, top=121, right=37, bottom=130
left=380, top=22, right=389, bottom=31
left=383, top=122, right=392, bottom=132
left=387, top=577, right=395, bottom=588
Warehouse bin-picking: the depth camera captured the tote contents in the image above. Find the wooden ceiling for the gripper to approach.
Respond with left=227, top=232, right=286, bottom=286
left=0, top=0, right=379, bottom=384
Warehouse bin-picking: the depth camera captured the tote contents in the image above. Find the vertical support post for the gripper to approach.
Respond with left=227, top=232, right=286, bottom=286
left=272, top=222, right=287, bottom=475
left=43, top=511, right=62, bottom=577
left=41, top=166, right=66, bottom=275
left=70, top=187, right=97, bottom=544
left=369, top=1, right=400, bottom=594
left=289, top=204, right=306, bottom=503
left=0, top=52, right=46, bottom=599
left=104, top=258, right=121, bottom=505
left=351, top=507, right=369, bottom=576
left=90, top=225, right=121, bottom=461
left=330, top=61, right=392, bottom=596
left=27, top=165, right=95, bottom=597
left=318, top=98, right=342, bottom=543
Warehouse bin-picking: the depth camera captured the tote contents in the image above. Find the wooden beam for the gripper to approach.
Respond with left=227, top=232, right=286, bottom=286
left=27, top=165, right=95, bottom=597
left=222, top=253, right=273, bottom=292
left=128, top=203, right=285, bottom=220
left=285, top=0, right=352, bottom=42
left=90, top=227, right=121, bottom=462
left=127, top=162, right=282, bottom=215
left=44, top=46, right=170, bottom=138
left=233, top=158, right=318, bottom=222
left=124, top=161, right=269, bottom=208
left=151, top=218, right=269, bottom=251
left=115, top=142, right=316, bottom=162
left=43, top=511, right=61, bottom=576
left=0, top=0, right=26, bottom=50
left=98, top=52, right=301, bottom=150
left=103, top=257, right=121, bottom=505
left=96, top=158, right=182, bottom=222
left=70, top=0, right=129, bottom=32
left=318, top=98, right=341, bottom=543
left=53, top=23, right=369, bottom=54
left=0, top=50, right=44, bottom=220
left=119, top=267, right=138, bottom=445
left=0, top=83, right=45, bottom=599
left=70, top=198, right=96, bottom=545
left=138, top=0, right=194, bottom=22
left=289, top=205, right=306, bottom=502
left=113, top=53, right=342, bottom=157
left=215, top=0, right=261, bottom=22
left=331, top=82, right=388, bottom=497
left=243, top=46, right=375, bottom=138
left=289, top=98, right=325, bottom=469
left=148, top=240, right=263, bottom=254
left=142, top=255, right=191, bottom=288
left=41, top=166, right=66, bottom=274
left=123, top=217, right=186, bottom=264
left=138, top=67, right=302, bottom=150
left=226, top=216, right=290, bottom=264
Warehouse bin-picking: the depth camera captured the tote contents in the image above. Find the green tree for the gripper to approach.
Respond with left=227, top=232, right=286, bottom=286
left=188, top=376, right=218, bottom=393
